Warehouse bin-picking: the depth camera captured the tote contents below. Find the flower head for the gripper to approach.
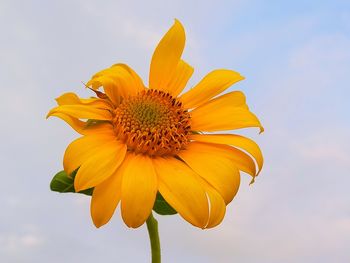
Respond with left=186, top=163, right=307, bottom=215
left=47, top=20, right=263, bottom=229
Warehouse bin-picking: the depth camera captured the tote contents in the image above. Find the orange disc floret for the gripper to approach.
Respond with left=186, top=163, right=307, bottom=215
left=113, top=89, right=191, bottom=156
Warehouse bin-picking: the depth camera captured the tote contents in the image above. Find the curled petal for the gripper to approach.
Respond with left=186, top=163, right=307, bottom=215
left=48, top=112, right=113, bottom=135
left=190, top=134, right=263, bottom=175
left=47, top=105, right=112, bottom=121
left=88, top=64, right=145, bottom=105
left=55, top=92, right=110, bottom=108
left=178, top=143, right=241, bottom=204
left=199, top=178, right=226, bottom=228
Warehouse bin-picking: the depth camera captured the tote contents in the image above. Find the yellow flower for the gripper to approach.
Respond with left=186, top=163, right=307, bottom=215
left=47, top=20, right=263, bottom=229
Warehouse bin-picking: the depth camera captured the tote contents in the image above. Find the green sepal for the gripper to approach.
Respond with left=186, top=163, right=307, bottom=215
left=50, top=170, right=93, bottom=196
left=152, top=192, right=177, bottom=215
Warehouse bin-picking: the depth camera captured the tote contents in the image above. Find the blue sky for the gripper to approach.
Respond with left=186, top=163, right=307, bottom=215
left=1, top=0, right=350, bottom=262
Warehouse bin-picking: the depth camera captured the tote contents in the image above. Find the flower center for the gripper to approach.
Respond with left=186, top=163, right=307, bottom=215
left=113, top=89, right=191, bottom=156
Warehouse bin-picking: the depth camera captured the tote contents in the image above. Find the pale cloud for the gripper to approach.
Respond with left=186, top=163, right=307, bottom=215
left=0, top=232, right=45, bottom=253
left=292, top=132, right=350, bottom=167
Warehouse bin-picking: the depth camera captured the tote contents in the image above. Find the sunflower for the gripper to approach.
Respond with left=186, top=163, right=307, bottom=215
left=47, top=20, right=263, bottom=229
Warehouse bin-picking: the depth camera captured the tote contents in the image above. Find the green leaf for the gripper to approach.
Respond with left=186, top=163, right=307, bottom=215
left=50, top=170, right=93, bottom=196
left=153, top=192, right=177, bottom=215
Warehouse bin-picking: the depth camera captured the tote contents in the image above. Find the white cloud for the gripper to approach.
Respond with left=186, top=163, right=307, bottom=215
left=0, top=233, right=45, bottom=253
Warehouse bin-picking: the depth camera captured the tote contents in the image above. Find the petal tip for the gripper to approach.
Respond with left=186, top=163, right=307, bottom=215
left=172, top=18, right=185, bottom=38
left=259, top=126, right=265, bottom=134
left=86, top=80, right=93, bottom=87
left=74, top=179, right=83, bottom=193
left=173, top=18, right=184, bottom=29
left=91, top=212, right=108, bottom=228
left=231, top=71, right=245, bottom=81
left=46, top=109, right=54, bottom=119
left=93, top=221, right=103, bottom=228
left=249, top=176, right=256, bottom=185
left=123, top=218, right=144, bottom=229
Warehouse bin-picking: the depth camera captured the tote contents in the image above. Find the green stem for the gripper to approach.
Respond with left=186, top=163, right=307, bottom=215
left=146, top=212, right=161, bottom=263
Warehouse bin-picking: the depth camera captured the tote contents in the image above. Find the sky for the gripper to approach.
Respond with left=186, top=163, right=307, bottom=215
left=1, top=0, right=350, bottom=262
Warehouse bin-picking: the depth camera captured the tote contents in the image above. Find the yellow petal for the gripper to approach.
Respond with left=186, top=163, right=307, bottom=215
left=199, top=178, right=226, bottom=228
left=74, top=139, right=127, bottom=191
left=178, top=143, right=241, bottom=204
left=55, top=92, right=110, bottom=108
left=90, top=171, right=123, bottom=228
left=55, top=92, right=83, bottom=105
left=49, top=112, right=89, bottom=135
left=110, top=63, right=145, bottom=94
left=180, top=70, right=244, bottom=109
left=190, top=134, right=263, bottom=175
left=87, top=76, right=121, bottom=105
left=153, top=157, right=209, bottom=228
left=88, top=64, right=145, bottom=105
left=164, top=59, right=194, bottom=97
left=49, top=93, right=113, bottom=131
left=63, top=133, right=116, bottom=175
left=120, top=153, right=158, bottom=228
left=49, top=112, right=114, bottom=135
left=185, top=141, right=256, bottom=176
left=149, top=19, right=185, bottom=91
left=47, top=105, right=112, bottom=121
left=190, top=91, right=264, bottom=132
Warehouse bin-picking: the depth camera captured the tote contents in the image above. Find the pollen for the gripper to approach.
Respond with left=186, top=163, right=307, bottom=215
left=113, top=89, right=191, bottom=156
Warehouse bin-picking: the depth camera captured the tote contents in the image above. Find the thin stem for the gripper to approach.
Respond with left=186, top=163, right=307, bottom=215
left=146, top=212, right=161, bottom=263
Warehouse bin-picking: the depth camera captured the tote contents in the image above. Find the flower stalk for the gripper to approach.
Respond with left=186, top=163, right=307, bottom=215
left=146, top=212, right=161, bottom=263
